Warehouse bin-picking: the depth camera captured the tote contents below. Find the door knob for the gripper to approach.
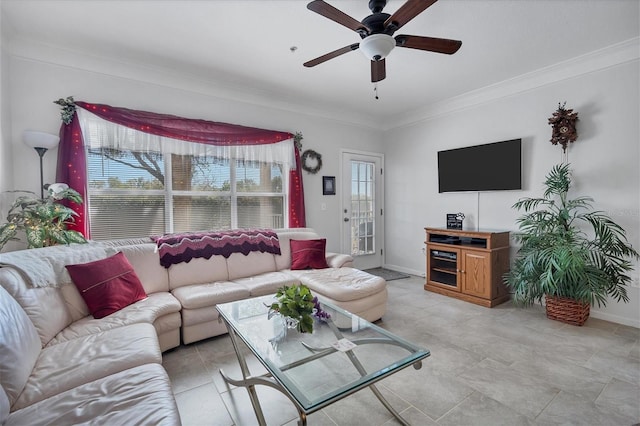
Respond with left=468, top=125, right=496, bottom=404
left=343, top=218, right=350, bottom=222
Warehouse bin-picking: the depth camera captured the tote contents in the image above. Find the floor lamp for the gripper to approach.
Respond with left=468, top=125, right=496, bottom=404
left=23, top=130, right=60, bottom=199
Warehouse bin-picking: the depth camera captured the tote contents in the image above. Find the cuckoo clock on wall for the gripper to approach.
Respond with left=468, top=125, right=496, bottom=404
left=548, top=102, right=579, bottom=152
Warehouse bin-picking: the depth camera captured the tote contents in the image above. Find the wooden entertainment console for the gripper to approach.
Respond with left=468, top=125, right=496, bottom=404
left=424, top=228, right=510, bottom=307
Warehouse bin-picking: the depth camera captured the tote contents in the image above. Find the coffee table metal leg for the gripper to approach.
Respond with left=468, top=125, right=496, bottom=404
left=368, top=384, right=409, bottom=426
left=327, top=321, right=411, bottom=426
left=219, top=318, right=309, bottom=426
left=220, top=319, right=268, bottom=426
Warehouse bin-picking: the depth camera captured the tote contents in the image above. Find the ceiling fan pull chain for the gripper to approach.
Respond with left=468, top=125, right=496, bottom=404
left=374, top=83, right=379, bottom=100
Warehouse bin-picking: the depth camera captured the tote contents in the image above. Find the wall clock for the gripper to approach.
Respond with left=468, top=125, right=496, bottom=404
left=548, top=102, right=579, bottom=152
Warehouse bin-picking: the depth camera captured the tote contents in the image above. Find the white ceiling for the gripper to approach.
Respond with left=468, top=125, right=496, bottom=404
left=1, top=0, right=639, bottom=128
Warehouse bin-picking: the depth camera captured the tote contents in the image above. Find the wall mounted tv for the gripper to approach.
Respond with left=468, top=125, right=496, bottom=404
left=438, top=139, right=522, bottom=193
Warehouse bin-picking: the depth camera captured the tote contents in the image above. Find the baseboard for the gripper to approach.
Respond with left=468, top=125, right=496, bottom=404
left=589, top=310, right=640, bottom=329
left=382, top=263, right=425, bottom=278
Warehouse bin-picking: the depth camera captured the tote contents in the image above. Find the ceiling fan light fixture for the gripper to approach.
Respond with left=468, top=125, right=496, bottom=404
left=360, top=34, right=395, bottom=61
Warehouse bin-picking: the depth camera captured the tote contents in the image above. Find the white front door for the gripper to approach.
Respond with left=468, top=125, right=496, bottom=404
left=341, top=150, right=384, bottom=270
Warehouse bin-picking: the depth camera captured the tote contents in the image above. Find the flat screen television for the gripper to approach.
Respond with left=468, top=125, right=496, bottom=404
left=438, top=139, right=522, bottom=192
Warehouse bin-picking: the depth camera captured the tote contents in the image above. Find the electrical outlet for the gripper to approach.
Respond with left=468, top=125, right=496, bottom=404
left=632, top=276, right=640, bottom=289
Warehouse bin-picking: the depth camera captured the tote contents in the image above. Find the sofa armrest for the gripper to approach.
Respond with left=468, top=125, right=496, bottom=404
left=326, top=252, right=353, bottom=268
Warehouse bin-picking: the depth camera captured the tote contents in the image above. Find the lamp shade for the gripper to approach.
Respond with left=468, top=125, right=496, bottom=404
left=360, top=34, right=396, bottom=61
left=23, top=130, right=59, bottom=150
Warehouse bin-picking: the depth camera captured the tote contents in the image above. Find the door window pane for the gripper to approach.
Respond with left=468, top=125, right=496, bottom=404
left=350, top=160, right=375, bottom=256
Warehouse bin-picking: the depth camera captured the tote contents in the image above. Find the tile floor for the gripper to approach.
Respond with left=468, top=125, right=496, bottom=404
left=163, top=275, right=640, bottom=425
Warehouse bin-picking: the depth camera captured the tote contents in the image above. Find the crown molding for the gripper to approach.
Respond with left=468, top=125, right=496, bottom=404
left=383, top=37, right=640, bottom=131
left=6, top=36, right=380, bottom=130
left=6, top=35, right=638, bottom=133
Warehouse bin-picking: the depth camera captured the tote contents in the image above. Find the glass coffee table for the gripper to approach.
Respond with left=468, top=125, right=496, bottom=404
left=216, top=295, right=430, bottom=426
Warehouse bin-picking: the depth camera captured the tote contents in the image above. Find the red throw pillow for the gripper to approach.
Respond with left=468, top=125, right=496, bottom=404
left=66, top=251, right=147, bottom=319
left=290, top=239, right=329, bottom=270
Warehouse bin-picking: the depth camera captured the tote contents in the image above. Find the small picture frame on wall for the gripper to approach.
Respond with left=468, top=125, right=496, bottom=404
left=323, top=176, right=336, bottom=195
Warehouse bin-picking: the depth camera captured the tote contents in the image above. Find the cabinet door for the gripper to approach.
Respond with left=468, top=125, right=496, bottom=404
left=427, top=246, right=461, bottom=292
left=461, top=250, right=491, bottom=298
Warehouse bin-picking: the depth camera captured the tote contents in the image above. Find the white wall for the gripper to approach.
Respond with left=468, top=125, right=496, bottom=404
left=382, top=58, right=640, bottom=327
left=5, top=42, right=383, bottom=253
left=0, top=11, right=14, bottom=205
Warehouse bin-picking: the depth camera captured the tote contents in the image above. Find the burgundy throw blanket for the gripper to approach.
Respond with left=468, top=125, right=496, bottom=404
left=151, top=228, right=281, bottom=268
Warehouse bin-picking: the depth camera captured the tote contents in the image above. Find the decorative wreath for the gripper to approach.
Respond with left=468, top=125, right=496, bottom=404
left=301, top=149, right=322, bottom=174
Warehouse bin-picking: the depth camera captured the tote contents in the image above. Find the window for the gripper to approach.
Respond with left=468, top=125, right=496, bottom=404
left=77, top=106, right=296, bottom=240
left=87, top=148, right=287, bottom=240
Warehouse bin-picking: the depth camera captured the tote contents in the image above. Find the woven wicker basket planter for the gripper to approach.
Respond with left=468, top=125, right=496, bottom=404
left=545, top=295, right=590, bottom=326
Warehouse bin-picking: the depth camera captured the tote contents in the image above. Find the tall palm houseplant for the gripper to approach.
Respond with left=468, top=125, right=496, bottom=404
left=505, top=163, right=638, bottom=325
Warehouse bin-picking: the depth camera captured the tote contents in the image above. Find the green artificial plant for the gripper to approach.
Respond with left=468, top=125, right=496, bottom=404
left=505, top=163, right=638, bottom=307
left=269, top=284, right=316, bottom=333
left=0, top=187, right=87, bottom=250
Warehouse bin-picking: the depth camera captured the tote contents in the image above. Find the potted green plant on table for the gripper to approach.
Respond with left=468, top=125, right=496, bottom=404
left=504, top=163, right=639, bottom=325
left=268, top=284, right=330, bottom=333
left=0, top=185, right=87, bottom=250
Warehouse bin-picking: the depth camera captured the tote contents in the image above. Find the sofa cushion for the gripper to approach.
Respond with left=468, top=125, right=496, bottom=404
left=46, top=292, right=181, bottom=346
left=290, top=239, right=329, bottom=270
left=5, top=364, right=180, bottom=426
left=66, top=252, right=148, bottom=319
left=233, top=271, right=300, bottom=297
left=0, top=286, right=41, bottom=409
left=0, top=268, right=72, bottom=347
left=168, top=255, right=229, bottom=290
left=59, top=281, right=91, bottom=321
left=111, top=243, right=170, bottom=293
left=288, top=267, right=386, bottom=302
left=227, top=251, right=277, bottom=280
left=172, top=281, right=250, bottom=310
left=13, top=323, right=161, bottom=410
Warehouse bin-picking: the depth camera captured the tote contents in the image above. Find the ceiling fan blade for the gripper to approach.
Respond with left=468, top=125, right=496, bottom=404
left=304, top=43, right=360, bottom=67
left=371, top=59, right=386, bottom=82
left=307, top=0, right=370, bottom=34
left=395, top=34, right=462, bottom=54
left=384, top=0, right=438, bottom=31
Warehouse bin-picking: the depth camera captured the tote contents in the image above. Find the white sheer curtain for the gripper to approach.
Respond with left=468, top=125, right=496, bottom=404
left=77, top=108, right=296, bottom=169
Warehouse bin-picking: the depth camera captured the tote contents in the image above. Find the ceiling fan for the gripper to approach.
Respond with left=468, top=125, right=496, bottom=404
left=303, top=0, right=462, bottom=83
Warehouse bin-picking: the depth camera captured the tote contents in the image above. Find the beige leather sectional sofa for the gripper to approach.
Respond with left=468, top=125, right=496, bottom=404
left=0, top=227, right=387, bottom=425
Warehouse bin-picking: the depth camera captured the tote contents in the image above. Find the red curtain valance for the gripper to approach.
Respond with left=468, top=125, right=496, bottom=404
left=56, top=101, right=306, bottom=238
left=75, top=101, right=293, bottom=146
